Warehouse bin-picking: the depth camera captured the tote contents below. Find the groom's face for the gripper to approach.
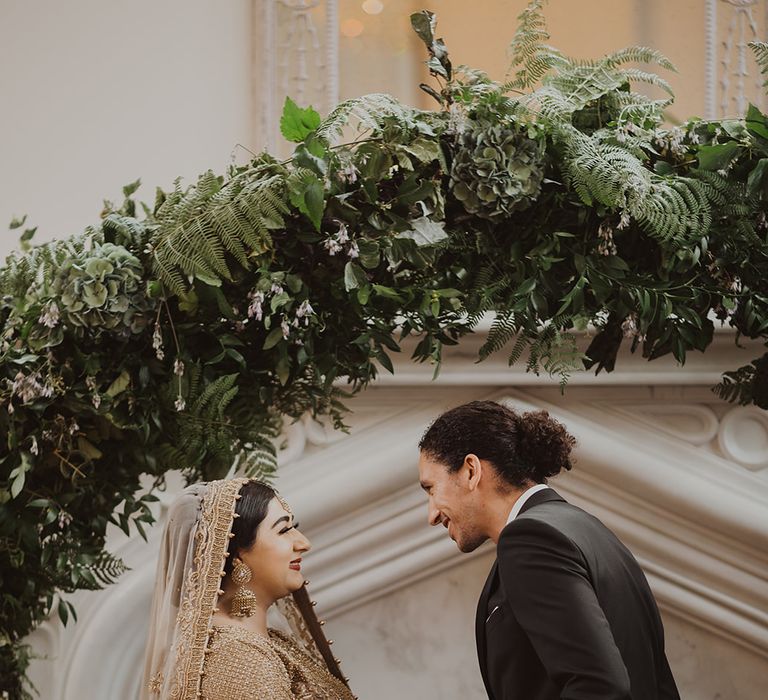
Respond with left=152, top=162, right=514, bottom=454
left=419, top=453, right=487, bottom=553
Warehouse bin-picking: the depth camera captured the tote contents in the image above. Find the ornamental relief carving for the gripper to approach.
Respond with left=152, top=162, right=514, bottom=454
left=707, top=0, right=768, bottom=117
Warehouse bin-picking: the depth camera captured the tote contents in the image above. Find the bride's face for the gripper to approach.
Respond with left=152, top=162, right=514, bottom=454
left=240, top=497, right=311, bottom=603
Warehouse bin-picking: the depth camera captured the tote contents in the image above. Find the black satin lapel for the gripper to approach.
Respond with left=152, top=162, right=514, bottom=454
left=476, top=559, right=498, bottom=699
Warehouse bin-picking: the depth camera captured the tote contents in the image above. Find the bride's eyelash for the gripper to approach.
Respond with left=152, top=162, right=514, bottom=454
left=280, top=522, right=300, bottom=535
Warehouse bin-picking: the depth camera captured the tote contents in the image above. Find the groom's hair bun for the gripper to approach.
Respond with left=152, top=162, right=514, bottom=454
left=418, top=400, right=576, bottom=489
left=516, top=409, right=576, bottom=482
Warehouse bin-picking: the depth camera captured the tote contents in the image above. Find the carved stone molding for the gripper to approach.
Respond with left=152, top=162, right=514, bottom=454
left=25, top=329, right=768, bottom=698
left=252, top=0, right=339, bottom=154
left=717, top=405, right=768, bottom=470
left=706, top=0, right=768, bottom=118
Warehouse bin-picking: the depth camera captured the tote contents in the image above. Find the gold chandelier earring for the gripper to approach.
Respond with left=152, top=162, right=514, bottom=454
left=230, top=557, right=258, bottom=617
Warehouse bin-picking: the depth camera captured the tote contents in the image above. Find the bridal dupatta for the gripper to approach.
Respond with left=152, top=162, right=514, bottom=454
left=140, top=478, right=349, bottom=699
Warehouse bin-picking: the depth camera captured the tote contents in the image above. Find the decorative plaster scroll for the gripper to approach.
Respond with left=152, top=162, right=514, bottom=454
left=25, top=386, right=768, bottom=698
left=705, top=0, right=768, bottom=118
left=253, top=0, right=340, bottom=154
left=619, top=404, right=720, bottom=445
left=717, top=405, right=768, bottom=470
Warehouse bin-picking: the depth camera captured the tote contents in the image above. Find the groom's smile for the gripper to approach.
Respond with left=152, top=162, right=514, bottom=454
left=418, top=452, right=489, bottom=553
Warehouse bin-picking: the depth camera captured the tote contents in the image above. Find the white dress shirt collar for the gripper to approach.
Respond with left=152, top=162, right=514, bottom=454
left=505, top=483, right=550, bottom=525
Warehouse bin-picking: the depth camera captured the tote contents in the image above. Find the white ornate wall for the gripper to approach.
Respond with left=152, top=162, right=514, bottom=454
left=9, top=1, right=768, bottom=697
left=26, top=327, right=768, bottom=699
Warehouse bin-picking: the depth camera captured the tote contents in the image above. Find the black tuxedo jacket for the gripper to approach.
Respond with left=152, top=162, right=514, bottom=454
left=475, top=488, right=680, bottom=700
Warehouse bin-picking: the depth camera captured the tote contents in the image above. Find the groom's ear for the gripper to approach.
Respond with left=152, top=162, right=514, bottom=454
left=463, top=454, right=483, bottom=492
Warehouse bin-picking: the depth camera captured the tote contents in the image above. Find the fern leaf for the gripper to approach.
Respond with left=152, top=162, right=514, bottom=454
left=316, top=93, right=419, bottom=143
left=749, top=41, right=768, bottom=88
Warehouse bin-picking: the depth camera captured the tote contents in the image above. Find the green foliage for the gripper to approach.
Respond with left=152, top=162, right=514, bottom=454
left=280, top=97, right=322, bottom=143
left=2, top=4, right=768, bottom=697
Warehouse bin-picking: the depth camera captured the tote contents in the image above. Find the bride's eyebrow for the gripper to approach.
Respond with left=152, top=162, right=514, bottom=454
left=271, top=515, right=291, bottom=529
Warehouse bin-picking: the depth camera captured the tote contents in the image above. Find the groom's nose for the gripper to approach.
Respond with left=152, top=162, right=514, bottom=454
left=428, top=505, right=442, bottom=527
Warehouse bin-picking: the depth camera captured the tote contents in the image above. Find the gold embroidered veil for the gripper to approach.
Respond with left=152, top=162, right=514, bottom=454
left=140, top=478, right=347, bottom=699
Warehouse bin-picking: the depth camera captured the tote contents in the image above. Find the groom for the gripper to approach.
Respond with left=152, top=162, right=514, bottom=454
left=418, top=400, right=680, bottom=700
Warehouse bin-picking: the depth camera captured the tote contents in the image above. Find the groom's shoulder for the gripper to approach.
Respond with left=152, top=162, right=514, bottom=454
left=500, top=495, right=603, bottom=544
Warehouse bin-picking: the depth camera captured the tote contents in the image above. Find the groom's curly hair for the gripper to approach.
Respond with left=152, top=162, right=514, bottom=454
left=418, top=400, right=576, bottom=488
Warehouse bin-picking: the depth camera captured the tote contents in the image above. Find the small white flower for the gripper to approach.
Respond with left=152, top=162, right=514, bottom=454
left=270, top=283, right=284, bottom=296
left=616, top=210, right=631, bottom=230
left=295, top=300, right=314, bottom=319
left=175, top=397, right=186, bottom=412
left=92, top=393, right=102, bottom=409
left=173, top=359, right=185, bottom=376
left=348, top=241, right=360, bottom=259
left=152, top=323, right=165, bottom=361
left=247, top=290, right=265, bottom=321
left=323, top=238, right=343, bottom=256
left=336, top=223, right=349, bottom=244
left=30, top=436, right=39, bottom=456
left=281, top=318, right=290, bottom=339
left=39, top=301, right=60, bottom=329
left=338, top=162, right=359, bottom=184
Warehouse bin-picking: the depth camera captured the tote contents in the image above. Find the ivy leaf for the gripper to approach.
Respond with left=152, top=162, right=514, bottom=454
left=410, top=11, right=436, bottom=48
left=9, top=215, right=27, bottom=230
left=288, top=172, right=325, bottom=231
left=263, top=328, right=284, bottom=350
left=745, top=103, right=768, bottom=142
left=396, top=217, right=448, bottom=246
left=357, top=239, right=381, bottom=269
left=122, top=179, right=141, bottom=198
left=280, top=97, right=321, bottom=143
left=9, top=452, right=33, bottom=500
left=77, top=437, right=103, bottom=461
left=402, top=138, right=441, bottom=164
left=344, top=262, right=368, bottom=291
left=697, top=142, right=741, bottom=171
left=747, top=158, right=768, bottom=198
left=106, top=370, right=131, bottom=398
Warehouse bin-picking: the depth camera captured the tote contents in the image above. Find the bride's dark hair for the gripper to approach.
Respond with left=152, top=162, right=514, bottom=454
left=223, top=480, right=276, bottom=576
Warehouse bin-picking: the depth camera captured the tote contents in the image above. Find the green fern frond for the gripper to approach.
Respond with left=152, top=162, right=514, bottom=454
left=618, top=68, right=673, bottom=96
left=73, top=550, right=129, bottom=590
left=479, top=310, right=519, bottom=359
left=602, top=46, right=676, bottom=72
left=630, top=176, right=711, bottom=246
left=507, top=332, right=530, bottom=366
left=506, top=0, right=564, bottom=89
left=749, top=41, right=768, bottom=88
left=151, top=169, right=285, bottom=293
left=712, top=352, right=768, bottom=408
left=316, top=93, right=419, bottom=143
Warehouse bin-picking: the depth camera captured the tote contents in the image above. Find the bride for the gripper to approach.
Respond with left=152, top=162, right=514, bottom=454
left=141, top=478, right=355, bottom=699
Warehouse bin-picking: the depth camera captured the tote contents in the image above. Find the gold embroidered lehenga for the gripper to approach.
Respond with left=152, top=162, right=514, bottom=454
left=141, top=478, right=355, bottom=700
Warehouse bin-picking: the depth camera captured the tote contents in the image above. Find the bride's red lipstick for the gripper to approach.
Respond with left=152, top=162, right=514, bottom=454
left=289, top=558, right=302, bottom=571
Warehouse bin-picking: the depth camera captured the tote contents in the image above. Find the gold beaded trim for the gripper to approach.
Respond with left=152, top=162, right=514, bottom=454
left=170, top=478, right=248, bottom=699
